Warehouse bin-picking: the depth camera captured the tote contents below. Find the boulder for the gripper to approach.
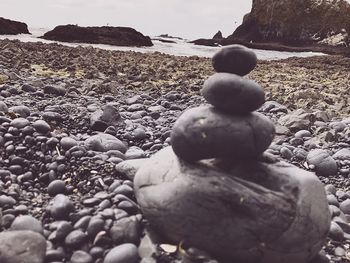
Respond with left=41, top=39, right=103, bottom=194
left=90, top=103, right=124, bottom=132
left=0, top=17, right=30, bottom=35
left=0, top=230, right=46, bottom=263
left=41, top=25, right=153, bottom=47
left=212, top=30, right=223, bottom=39
left=230, top=0, right=350, bottom=47
left=134, top=147, right=331, bottom=263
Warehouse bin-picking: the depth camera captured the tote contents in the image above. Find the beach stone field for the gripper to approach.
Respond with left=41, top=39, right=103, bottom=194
left=0, top=39, right=350, bottom=263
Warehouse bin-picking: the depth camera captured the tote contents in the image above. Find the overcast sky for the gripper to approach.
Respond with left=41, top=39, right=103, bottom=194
left=0, top=0, right=252, bottom=39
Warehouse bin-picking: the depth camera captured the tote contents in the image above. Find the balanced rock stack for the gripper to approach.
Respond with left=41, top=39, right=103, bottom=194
left=134, top=45, right=331, bottom=263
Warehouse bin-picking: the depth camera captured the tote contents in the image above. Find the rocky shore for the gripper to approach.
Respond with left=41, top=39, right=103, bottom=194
left=0, top=38, right=350, bottom=263
left=192, top=0, right=350, bottom=56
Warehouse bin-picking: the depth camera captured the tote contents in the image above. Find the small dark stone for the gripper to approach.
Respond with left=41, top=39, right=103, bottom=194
left=47, top=180, right=66, bottom=196
left=110, top=216, right=141, bottom=245
left=90, top=246, right=104, bottom=259
left=71, top=250, right=93, bottom=263
left=87, top=216, right=105, bottom=238
left=45, top=248, right=66, bottom=262
left=54, top=221, right=73, bottom=240
left=48, top=194, right=74, bottom=220
left=32, top=120, right=51, bottom=133
left=90, top=103, right=124, bottom=132
left=44, top=85, right=66, bottom=96
left=103, top=243, right=139, bottom=263
left=65, top=229, right=87, bottom=247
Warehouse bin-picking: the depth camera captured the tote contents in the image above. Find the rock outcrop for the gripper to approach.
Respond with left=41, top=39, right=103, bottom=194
left=41, top=25, right=153, bottom=47
left=230, top=0, right=350, bottom=47
left=0, top=17, right=30, bottom=35
left=191, top=1, right=350, bottom=55
left=212, top=30, right=223, bottom=39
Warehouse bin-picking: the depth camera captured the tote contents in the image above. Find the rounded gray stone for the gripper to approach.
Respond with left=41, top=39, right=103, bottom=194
left=333, top=148, right=350, bottom=160
left=47, top=180, right=66, bottom=196
left=8, top=105, right=31, bottom=118
left=10, top=118, right=30, bottom=129
left=11, top=215, right=43, bottom=234
left=170, top=106, right=275, bottom=162
left=134, top=147, right=330, bottom=263
left=71, top=250, right=93, bottom=263
left=212, top=44, right=257, bottom=76
left=103, top=243, right=139, bottom=263
left=201, top=73, right=265, bottom=113
left=85, top=133, right=127, bottom=153
left=306, top=149, right=338, bottom=176
left=60, top=137, right=78, bottom=151
left=340, top=199, right=350, bottom=214
left=0, top=230, right=46, bottom=263
left=32, top=120, right=51, bottom=133
left=48, top=194, right=74, bottom=220
left=0, top=101, right=8, bottom=112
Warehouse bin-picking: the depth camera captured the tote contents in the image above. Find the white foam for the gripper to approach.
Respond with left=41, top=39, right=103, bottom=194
left=0, top=27, right=326, bottom=61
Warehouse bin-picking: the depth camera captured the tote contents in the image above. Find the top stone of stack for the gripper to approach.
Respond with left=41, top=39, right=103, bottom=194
left=212, top=44, right=257, bottom=76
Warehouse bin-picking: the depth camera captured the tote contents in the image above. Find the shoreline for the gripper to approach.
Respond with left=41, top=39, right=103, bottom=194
left=192, top=37, right=350, bottom=56
left=0, top=33, right=327, bottom=60
left=0, top=38, right=349, bottom=263
left=0, top=38, right=348, bottom=116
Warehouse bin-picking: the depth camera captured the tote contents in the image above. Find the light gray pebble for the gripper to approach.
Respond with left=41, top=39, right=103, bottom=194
left=329, top=221, right=344, bottom=241
left=0, top=101, right=8, bottom=112
left=32, top=120, right=51, bottom=133
left=11, top=215, right=43, bottom=234
left=327, top=195, right=339, bottom=207
left=125, top=146, right=146, bottom=160
left=60, top=137, right=78, bottom=151
left=103, top=243, right=139, bottom=263
left=306, top=149, right=338, bottom=176
left=324, top=184, right=337, bottom=195
left=8, top=105, right=31, bottom=117
left=10, top=118, right=30, bottom=129
left=294, top=130, right=311, bottom=138
left=340, top=199, right=350, bottom=214
left=0, top=230, right=46, bottom=263
left=333, top=148, right=350, bottom=161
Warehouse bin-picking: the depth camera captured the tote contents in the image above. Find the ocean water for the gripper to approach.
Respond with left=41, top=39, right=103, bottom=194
left=0, top=27, right=326, bottom=61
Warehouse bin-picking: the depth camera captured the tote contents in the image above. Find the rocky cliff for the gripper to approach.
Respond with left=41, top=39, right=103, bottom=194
left=42, top=25, right=153, bottom=47
left=0, top=17, right=30, bottom=35
left=230, top=0, right=350, bottom=47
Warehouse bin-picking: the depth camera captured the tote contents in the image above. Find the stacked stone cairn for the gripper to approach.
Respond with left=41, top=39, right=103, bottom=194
left=134, top=45, right=331, bottom=263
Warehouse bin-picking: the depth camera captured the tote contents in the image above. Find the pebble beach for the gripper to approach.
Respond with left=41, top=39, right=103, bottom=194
left=0, top=38, right=350, bottom=263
